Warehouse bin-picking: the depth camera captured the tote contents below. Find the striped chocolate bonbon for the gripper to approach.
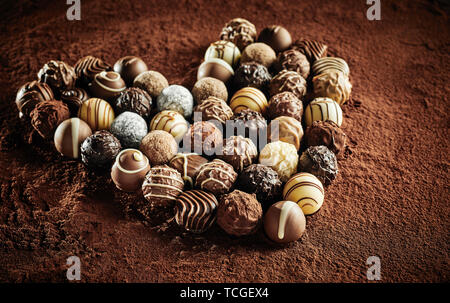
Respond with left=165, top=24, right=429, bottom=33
left=312, top=57, right=350, bottom=77
left=304, top=97, right=343, bottom=127
left=74, top=55, right=111, bottom=86
left=283, top=172, right=324, bottom=215
left=78, top=98, right=115, bottom=130
left=149, top=110, right=188, bottom=142
left=291, top=39, right=328, bottom=63
left=229, top=87, right=268, bottom=116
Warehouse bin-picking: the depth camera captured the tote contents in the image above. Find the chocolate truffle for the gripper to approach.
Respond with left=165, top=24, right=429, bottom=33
left=304, top=97, right=343, bottom=127
left=78, top=98, right=115, bottom=130
left=133, top=70, right=169, bottom=99
left=169, top=153, right=209, bottom=188
left=37, top=60, right=76, bottom=93
left=283, top=172, right=324, bottom=215
left=220, top=18, right=257, bottom=51
left=197, top=58, right=234, bottom=84
left=264, top=201, right=306, bottom=244
left=233, top=62, right=272, bottom=92
left=267, top=92, right=303, bottom=122
left=54, top=118, right=93, bottom=159
left=194, top=96, right=233, bottom=125
left=140, top=130, right=178, bottom=166
left=299, top=145, right=338, bottom=186
left=267, top=116, right=304, bottom=150
left=218, top=135, right=257, bottom=172
left=157, top=85, right=194, bottom=119
left=111, top=149, right=150, bottom=192
left=205, top=40, right=241, bottom=68
left=269, top=70, right=307, bottom=99
left=195, top=159, right=237, bottom=195
left=240, top=43, right=277, bottom=68
left=259, top=141, right=298, bottom=182
left=217, top=190, right=262, bottom=236
left=182, top=121, right=223, bottom=156
left=150, top=110, right=188, bottom=142
left=276, top=49, right=310, bottom=79
left=30, top=100, right=70, bottom=139
left=80, top=130, right=121, bottom=169
left=305, top=120, right=347, bottom=156
left=175, top=190, right=219, bottom=233
left=238, top=164, right=282, bottom=207
left=142, top=165, right=184, bottom=218
left=88, top=71, right=126, bottom=101
left=192, top=77, right=228, bottom=104
left=229, top=87, right=268, bottom=116
left=291, top=39, right=328, bottom=64
left=15, top=81, right=54, bottom=117
left=110, top=111, right=148, bottom=149
left=114, top=56, right=148, bottom=85
left=228, top=109, right=267, bottom=148
left=61, top=88, right=89, bottom=116
left=311, top=57, right=350, bottom=77
left=313, top=70, right=352, bottom=105
left=258, top=25, right=292, bottom=53
left=74, top=55, right=111, bottom=87
left=113, top=87, right=152, bottom=120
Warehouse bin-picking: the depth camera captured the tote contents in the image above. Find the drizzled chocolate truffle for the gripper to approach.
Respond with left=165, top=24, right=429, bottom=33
left=169, top=153, right=209, bottom=188
left=80, top=130, right=122, bottom=169
left=299, top=145, right=338, bottom=186
left=268, top=116, right=304, bottom=151
left=220, top=18, right=257, bottom=51
left=304, top=120, right=347, bottom=156
left=291, top=39, right=328, bottom=64
left=194, top=96, right=233, bottom=125
left=276, top=49, right=310, bottom=79
left=61, top=88, right=89, bottom=116
left=113, top=87, right=152, bottom=120
left=218, top=135, right=258, bottom=173
left=30, top=100, right=70, bottom=139
left=183, top=121, right=223, bottom=156
left=269, top=70, right=307, bottom=99
left=74, top=55, right=111, bottom=87
left=228, top=109, right=267, bottom=148
left=15, top=81, right=54, bottom=117
left=195, top=159, right=237, bottom=195
left=37, top=60, right=76, bottom=93
left=267, top=92, right=303, bottom=122
left=89, top=71, right=126, bottom=101
left=233, top=62, right=272, bottom=92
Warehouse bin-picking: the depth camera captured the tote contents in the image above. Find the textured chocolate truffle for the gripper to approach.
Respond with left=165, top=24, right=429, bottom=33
left=182, top=121, right=223, bottom=156
left=269, top=70, right=307, bottom=99
left=240, top=43, right=277, bottom=68
left=195, top=159, right=237, bottom=195
left=37, top=60, right=76, bottom=93
left=61, top=88, right=89, bottom=116
left=291, top=39, right=328, bottom=64
left=157, top=85, right=194, bottom=119
left=313, top=70, right=352, bottom=105
left=238, top=164, right=282, bottom=207
left=194, top=96, right=233, bottom=125
left=114, top=56, right=148, bottom=85
left=113, top=87, right=152, bottom=120
left=192, top=77, right=228, bottom=104
left=299, top=145, right=338, bottom=186
left=89, top=71, right=126, bottom=101
left=218, top=135, right=258, bottom=172
left=133, top=70, right=169, bottom=99
left=111, top=149, right=150, bottom=192
left=267, top=92, right=303, bottom=122
left=80, top=130, right=121, bottom=169
left=229, top=109, right=268, bottom=149
left=217, top=190, right=262, bottom=236
left=54, top=118, right=93, bottom=159
left=205, top=40, right=241, bottom=69
left=74, top=55, right=111, bottom=87
left=140, top=130, right=178, bottom=166
left=197, top=58, right=234, bottom=84
left=110, top=111, right=148, bottom=149
left=276, top=49, right=310, bottom=79
left=15, top=81, right=54, bottom=117
left=30, top=100, right=70, bottom=139
left=305, top=121, right=346, bottom=156
left=264, top=201, right=306, bottom=244
left=258, top=25, right=292, bottom=53
left=169, top=153, right=209, bottom=188
left=233, top=62, right=272, bottom=92
left=175, top=190, right=219, bottom=233
left=268, top=116, right=304, bottom=151
left=220, top=18, right=257, bottom=51
left=259, top=141, right=298, bottom=182
left=150, top=110, right=188, bottom=142
left=78, top=98, right=115, bottom=130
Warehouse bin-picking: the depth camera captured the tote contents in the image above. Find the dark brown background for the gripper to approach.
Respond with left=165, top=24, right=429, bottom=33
left=0, top=0, right=448, bottom=282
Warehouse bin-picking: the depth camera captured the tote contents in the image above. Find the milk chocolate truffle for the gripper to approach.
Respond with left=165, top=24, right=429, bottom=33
left=220, top=18, right=257, bottom=51
left=114, top=56, right=148, bottom=85
left=267, top=92, right=303, bottom=122
left=110, top=111, right=148, bottom=149
left=133, top=70, right=169, bottom=99
left=264, top=201, right=306, bottom=244
left=291, top=39, right=328, bottom=64
left=140, top=130, right=178, bottom=166
left=183, top=121, right=223, bottom=156
left=299, top=145, right=338, bottom=186
left=89, top=71, right=126, bottom=101
left=30, top=100, right=70, bottom=139
left=259, top=141, right=298, bottom=182
left=15, top=81, right=54, bottom=117
left=269, top=70, right=307, bottom=99
left=267, top=116, right=304, bottom=150
left=313, top=70, right=352, bottom=105
left=238, top=164, right=282, bottom=207
left=195, top=159, right=237, bottom=195
left=205, top=40, right=241, bottom=68
left=233, top=62, right=272, bottom=92
left=37, top=60, right=76, bottom=93
left=197, top=58, right=234, bottom=84
left=258, top=25, right=292, bottom=53
left=217, top=190, right=262, bottom=236
left=142, top=165, right=184, bottom=218
left=192, top=77, right=228, bottom=104
left=229, top=87, right=268, bottom=116
left=169, top=153, right=209, bottom=188
left=240, top=43, right=277, bottom=68
left=61, top=88, right=89, bottom=116
left=74, top=55, right=111, bottom=87
left=80, top=130, right=121, bottom=169
left=150, top=110, right=188, bottom=142
left=311, top=57, right=350, bottom=77
left=175, top=190, right=219, bottom=233
left=54, top=118, right=93, bottom=159
left=229, top=109, right=267, bottom=149
left=276, top=49, right=310, bottom=79
left=78, top=98, right=115, bottom=130
left=113, top=87, right=152, bottom=120
left=304, top=97, right=343, bottom=127
left=157, top=85, right=194, bottom=119
left=283, top=172, right=324, bottom=215
left=218, top=136, right=258, bottom=172
left=111, top=149, right=150, bottom=192
left=194, top=96, right=233, bottom=125
left=305, top=121, right=347, bottom=156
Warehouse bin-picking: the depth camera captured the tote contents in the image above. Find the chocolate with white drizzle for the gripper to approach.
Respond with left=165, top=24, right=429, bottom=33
left=195, top=159, right=237, bottom=195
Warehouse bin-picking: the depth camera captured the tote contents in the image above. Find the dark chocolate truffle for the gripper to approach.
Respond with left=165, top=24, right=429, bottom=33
left=113, top=87, right=152, bottom=120
left=182, top=121, right=223, bottom=156
left=291, top=39, right=328, bottom=64
left=258, top=25, right=292, bottom=53
left=38, top=60, right=76, bottom=93
left=113, top=56, right=148, bottom=86
left=15, top=81, right=54, bottom=117
left=264, top=201, right=306, bottom=244
left=140, top=130, right=178, bottom=166
left=268, top=92, right=303, bottom=122
left=89, top=71, right=126, bottom=101
left=111, top=149, right=150, bottom=192
left=54, top=118, right=93, bottom=159
left=299, top=145, right=338, bottom=186
left=240, top=43, right=277, bottom=68
left=220, top=18, right=257, bottom=51
left=276, top=49, right=310, bottom=79
left=81, top=130, right=122, bottom=169
left=233, top=62, right=272, bottom=92
left=195, top=159, right=237, bottom=195
left=169, top=153, right=209, bottom=188
left=30, top=100, right=70, bottom=139
left=305, top=120, right=347, bottom=156
left=194, top=96, right=233, bottom=125
left=74, top=55, right=111, bottom=87
left=228, top=109, right=268, bottom=149
left=269, top=70, right=307, bottom=99
left=218, top=135, right=258, bottom=172
left=61, top=88, right=89, bottom=116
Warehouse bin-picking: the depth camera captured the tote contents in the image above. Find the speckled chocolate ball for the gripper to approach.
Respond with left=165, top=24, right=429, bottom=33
left=267, top=92, right=303, bottom=122
left=191, top=77, right=228, bottom=104
left=269, top=70, right=307, bottom=99
left=240, top=43, right=277, bottom=68
left=110, top=111, right=148, bottom=149
left=276, top=49, right=310, bottom=79
left=140, top=130, right=178, bottom=166
left=80, top=130, right=122, bottom=169
left=133, top=70, right=169, bottom=99
left=157, top=85, right=194, bottom=119
left=220, top=18, right=257, bottom=51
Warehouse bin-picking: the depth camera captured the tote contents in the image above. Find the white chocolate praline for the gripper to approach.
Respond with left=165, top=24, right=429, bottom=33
left=156, top=85, right=194, bottom=119
left=312, top=57, right=350, bottom=77
left=313, top=70, right=352, bottom=105
left=150, top=110, right=188, bottom=142
left=205, top=40, right=241, bottom=68
left=258, top=141, right=298, bottom=182
left=283, top=172, right=324, bottom=215
left=304, top=97, right=343, bottom=127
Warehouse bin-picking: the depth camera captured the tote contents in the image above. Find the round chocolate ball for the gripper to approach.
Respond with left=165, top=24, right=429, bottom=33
left=276, top=49, right=310, bottom=79
left=113, top=87, right=152, bottom=120
left=291, top=39, right=328, bottom=64
left=268, top=116, right=304, bottom=151
left=89, top=71, right=126, bottom=101
left=140, top=130, right=178, bottom=166
left=30, top=100, right=70, bottom=139
left=78, top=98, right=115, bottom=131
left=113, top=56, right=148, bottom=85
left=305, top=121, right=346, bottom=156
left=283, top=172, right=324, bottom=215
left=304, top=97, right=343, bottom=127
left=197, top=58, right=234, bottom=84
left=80, top=130, right=121, bottom=169
left=182, top=121, right=223, bottom=156
left=299, top=145, right=338, bottom=186
left=229, top=109, right=268, bottom=148
left=16, top=81, right=54, bottom=118
left=37, top=60, right=76, bottom=93
left=267, top=91, right=303, bottom=122
left=312, top=57, right=350, bottom=78
left=192, top=77, right=228, bottom=104
left=169, top=153, right=209, bottom=188
left=110, top=111, right=148, bottom=149
left=240, top=42, right=277, bottom=68
left=150, top=110, right=189, bottom=142
left=233, top=62, right=272, bottom=92
left=195, top=159, right=237, bottom=195
left=111, top=149, right=150, bottom=192
left=258, top=25, right=292, bottom=53
left=264, top=201, right=306, bottom=244
left=259, top=141, right=298, bottom=182
left=220, top=18, right=257, bottom=51
left=269, top=70, right=307, bottom=99
left=205, top=40, right=241, bottom=69
left=194, top=96, right=233, bottom=125
left=156, top=85, right=194, bottom=119
left=218, top=135, right=258, bottom=172
left=54, top=118, right=93, bottom=159
left=133, top=70, right=169, bottom=99
left=229, top=87, right=268, bottom=117
left=312, top=70, right=352, bottom=106
left=61, top=88, right=90, bottom=116
left=74, top=55, right=112, bottom=87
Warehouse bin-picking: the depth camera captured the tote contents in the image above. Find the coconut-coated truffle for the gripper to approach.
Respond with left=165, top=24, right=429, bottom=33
left=140, top=130, right=178, bottom=166
left=110, top=111, right=148, bottom=149
left=240, top=42, right=277, bottom=68
left=30, top=100, right=70, bottom=139
left=133, top=70, right=169, bottom=98
left=191, top=77, right=228, bottom=104
left=157, top=85, right=194, bottom=119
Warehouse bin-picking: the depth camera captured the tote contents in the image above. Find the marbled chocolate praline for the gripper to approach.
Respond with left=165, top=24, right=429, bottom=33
left=195, top=159, right=237, bottom=195
left=218, top=135, right=258, bottom=173
left=169, top=153, right=209, bottom=188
